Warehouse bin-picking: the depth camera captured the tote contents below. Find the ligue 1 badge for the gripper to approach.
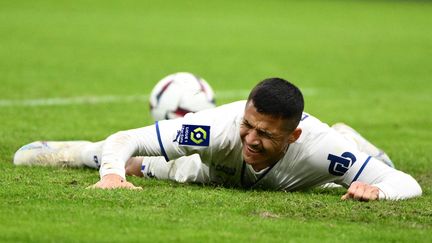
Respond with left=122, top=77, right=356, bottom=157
left=178, top=124, right=210, bottom=147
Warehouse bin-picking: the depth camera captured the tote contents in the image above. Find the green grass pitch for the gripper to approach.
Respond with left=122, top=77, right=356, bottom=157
left=1, top=0, right=431, bottom=242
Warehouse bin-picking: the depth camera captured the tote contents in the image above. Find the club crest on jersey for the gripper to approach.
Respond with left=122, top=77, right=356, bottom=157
left=177, top=124, right=210, bottom=146
left=327, top=152, right=357, bottom=176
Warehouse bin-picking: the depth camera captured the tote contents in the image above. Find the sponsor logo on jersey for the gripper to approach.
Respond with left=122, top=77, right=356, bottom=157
left=327, top=152, right=357, bottom=176
left=177, top=124, right=210, bottom=146
left=93, top=155, right=100, bottom=168
left=211, top=162, right=236, bottom=175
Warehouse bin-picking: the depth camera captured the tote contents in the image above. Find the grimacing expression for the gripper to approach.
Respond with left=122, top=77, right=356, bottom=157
left=239, top=101, right=301, bottom=171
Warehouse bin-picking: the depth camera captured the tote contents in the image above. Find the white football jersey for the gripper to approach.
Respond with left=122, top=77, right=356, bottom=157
left=154, top=101, right=398, bottom=191
left=100, top=100, right=421, bottom=199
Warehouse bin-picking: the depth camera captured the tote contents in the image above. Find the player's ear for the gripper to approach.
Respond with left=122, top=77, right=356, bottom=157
left=288, top=128, right=302, bottom=144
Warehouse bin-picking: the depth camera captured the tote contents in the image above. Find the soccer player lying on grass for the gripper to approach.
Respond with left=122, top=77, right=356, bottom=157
left=14, top=78, right=422, bottom=201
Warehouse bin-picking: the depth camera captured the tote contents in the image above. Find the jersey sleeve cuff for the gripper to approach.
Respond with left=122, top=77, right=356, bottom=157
left=99, top=166, right=126, bottom=180
left=377, top=187, right=386, bottom=200
left=373, top=182, right=395, bottom=200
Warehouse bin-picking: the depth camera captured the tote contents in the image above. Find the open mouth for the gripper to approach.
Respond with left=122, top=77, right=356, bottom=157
left=244, top=145, right=262, bottom=156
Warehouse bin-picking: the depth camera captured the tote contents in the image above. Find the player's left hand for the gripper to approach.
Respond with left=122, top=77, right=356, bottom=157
left=87, top=174, right=142, bottom=190
left=341, top=181, right=379, bottom=201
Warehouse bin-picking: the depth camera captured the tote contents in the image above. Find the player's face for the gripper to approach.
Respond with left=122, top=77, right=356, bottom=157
left=240, top=101, right=300, bottom=171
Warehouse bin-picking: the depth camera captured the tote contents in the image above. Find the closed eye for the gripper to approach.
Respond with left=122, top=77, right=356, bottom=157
left=242, top=119, right=253, bottom=129
left=242, top=119, right=273, bottom=139
left=257, top=129, right=272, bottom=139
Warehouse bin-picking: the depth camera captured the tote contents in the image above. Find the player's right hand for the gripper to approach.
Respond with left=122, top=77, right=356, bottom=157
left=341, top=181, right=379, bottom=201
left=87, top=174, right=142, bottom=190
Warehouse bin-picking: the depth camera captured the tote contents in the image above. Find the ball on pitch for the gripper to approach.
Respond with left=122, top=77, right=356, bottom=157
left=149, top=72, right=216, bottom=121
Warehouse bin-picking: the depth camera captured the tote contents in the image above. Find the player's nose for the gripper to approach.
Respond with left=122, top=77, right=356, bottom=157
left=245, top=129, right=260, bottom=145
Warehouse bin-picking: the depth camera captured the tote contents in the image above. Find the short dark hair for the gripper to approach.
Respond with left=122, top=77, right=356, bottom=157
left=247, top=77, right=304, bottom=130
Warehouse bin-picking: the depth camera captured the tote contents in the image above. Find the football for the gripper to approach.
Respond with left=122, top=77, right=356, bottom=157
left=149, top=72, right=216, bottom=121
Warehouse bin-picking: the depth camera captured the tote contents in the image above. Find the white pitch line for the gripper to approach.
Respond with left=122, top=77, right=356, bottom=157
left=0, top=89, right=315, bottom=107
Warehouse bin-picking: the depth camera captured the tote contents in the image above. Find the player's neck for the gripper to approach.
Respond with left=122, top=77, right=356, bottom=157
left=249, top=164, right=270, bottom=174
left=251, top=160, right=278, bottom=172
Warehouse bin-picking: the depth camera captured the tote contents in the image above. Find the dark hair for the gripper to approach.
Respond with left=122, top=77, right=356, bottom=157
left=247, top=77, right=304, bottom=130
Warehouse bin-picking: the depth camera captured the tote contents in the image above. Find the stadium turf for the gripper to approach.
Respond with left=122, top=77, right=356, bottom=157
left=1, top=0, right=431, bottom=242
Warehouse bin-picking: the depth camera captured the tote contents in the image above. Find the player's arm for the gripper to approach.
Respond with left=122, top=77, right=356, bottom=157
left=89, top=102, right=234, bottom=189
left=88, top=125, right=164, bottom=189
left=311, top=129, right=421, bottom=201
left=340, top=158, right=422, bottom=201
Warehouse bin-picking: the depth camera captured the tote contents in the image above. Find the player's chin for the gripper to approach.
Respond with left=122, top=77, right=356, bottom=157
left=242, top=148, right=265, bottom=165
